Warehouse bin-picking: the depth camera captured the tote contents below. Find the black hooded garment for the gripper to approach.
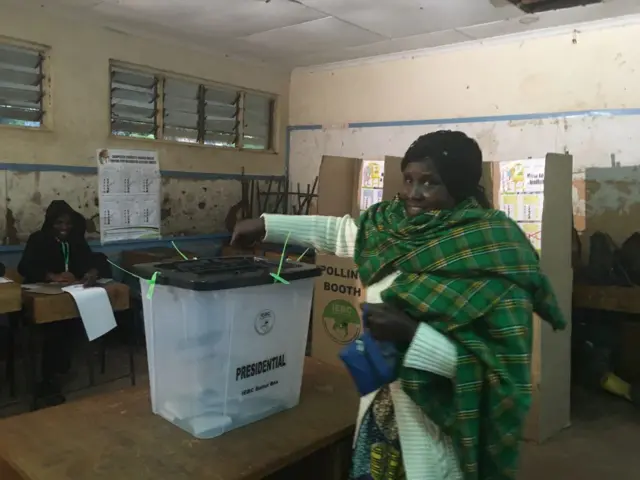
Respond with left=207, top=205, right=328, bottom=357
left=18, top=201, right=96, bottom=283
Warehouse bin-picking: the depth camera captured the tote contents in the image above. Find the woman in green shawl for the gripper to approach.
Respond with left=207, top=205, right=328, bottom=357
left=232, top=130, right=566, bottom=480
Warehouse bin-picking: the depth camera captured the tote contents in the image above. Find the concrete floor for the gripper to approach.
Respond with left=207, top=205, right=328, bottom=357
left=2, top=349, right=639, bottom=479
left=520, top=387, right=640, bottom=479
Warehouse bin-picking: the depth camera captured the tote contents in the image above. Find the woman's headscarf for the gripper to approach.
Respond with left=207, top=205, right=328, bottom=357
left=41, top=200, right=87, bottom=238
left=402, top=130, right=490, bottom=208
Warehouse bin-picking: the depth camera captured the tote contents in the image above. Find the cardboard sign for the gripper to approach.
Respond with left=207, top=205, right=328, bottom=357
left=312, top=254, right=365, bottom=367
left=310, top=155, right=404, bottom=367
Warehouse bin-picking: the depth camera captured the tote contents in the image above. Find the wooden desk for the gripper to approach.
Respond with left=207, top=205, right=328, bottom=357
left=0, top=358, right=359, bottom=480
left=22, top=282, right=130, bottom=324
left=0, top=282, right=22, bottom=314
left=573, top=284, right=640, bottom=314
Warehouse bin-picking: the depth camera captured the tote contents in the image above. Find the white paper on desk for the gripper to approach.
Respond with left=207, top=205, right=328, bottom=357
left=62, top=285, right=117, bottom=341
left=0, top=277, right=13, bottom=284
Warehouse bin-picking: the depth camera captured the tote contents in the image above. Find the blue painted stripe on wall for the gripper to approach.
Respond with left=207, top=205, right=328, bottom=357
left=287, top=108, right=640, bottom=131
left=288, top=124, right=323, bottom=132
left=0, top=163, right=283, bottom=181
left=0, top=232, right=231, bottom=253
left=348, top=109, right=640, bottom=129
left=0, top=163, right=97, bottom=174
left=160, top=170, right=283, bottom=181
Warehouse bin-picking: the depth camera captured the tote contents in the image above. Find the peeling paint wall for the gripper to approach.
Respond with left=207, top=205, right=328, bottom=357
left=289, top=114, right=640, bottom=256
left=288, top=19, right=640, bottom=256
left=0, top=170, right=243, bottom=244
left=160, top=177, right=241, bottom=237
left=0, top=4, right=289, bottom=246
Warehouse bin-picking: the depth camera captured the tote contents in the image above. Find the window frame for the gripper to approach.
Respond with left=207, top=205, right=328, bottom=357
left=0, top=40, right=48, bottom=131
left=242, top=91, right=277, bottom=152
left=109, top=67, right=159, bottom=140
left=109, top=61, right=278, bottom=154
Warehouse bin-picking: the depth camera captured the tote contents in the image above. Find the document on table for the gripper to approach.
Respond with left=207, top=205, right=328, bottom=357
left=62, top=285, right=117, bottom=341
left=0, top=277, right=13, bottom=284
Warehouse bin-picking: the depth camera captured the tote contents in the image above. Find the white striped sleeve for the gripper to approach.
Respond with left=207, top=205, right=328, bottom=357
left=403, top=323, right=457, bottom=378
left=261, top=214, right=358, bottom=258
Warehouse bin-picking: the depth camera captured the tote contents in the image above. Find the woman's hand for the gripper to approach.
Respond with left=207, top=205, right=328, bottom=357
left=362, top=302, right=419, bottom=344
left=82, top=269, right=99, bottom=287
left=47, top=272, right=76, bottom=284
left=231, top=218, right=266, bottom=247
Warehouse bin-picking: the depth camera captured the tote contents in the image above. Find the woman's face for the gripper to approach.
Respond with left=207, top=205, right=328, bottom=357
left=400, top=158, right=455, bottom=217
left=53, top=213, right=72, bottom=240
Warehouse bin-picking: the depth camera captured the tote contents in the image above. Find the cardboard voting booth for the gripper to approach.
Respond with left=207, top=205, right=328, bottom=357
left=312, top=155, right=403, bottom=367
left=311, top=152, right=573, bottom=444
left=482, top=153, right=574, bottom=443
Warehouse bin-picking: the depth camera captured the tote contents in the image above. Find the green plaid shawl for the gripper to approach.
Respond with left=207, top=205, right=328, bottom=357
left=354, top=198, right=566, bottom=480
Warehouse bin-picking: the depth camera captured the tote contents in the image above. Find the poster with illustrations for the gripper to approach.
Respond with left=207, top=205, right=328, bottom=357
left=498, top=158, right=545, bottom=252
left=97, top=148, right=161, bottom=243
left=361, top=160, right=384, bottom=188
left=359, top=160, right=385, bottom=214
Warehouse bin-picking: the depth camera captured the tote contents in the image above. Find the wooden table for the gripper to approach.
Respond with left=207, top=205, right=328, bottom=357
left=0, top=358, right=359, bottom=480
left=0, top=282, right=22, bottom=315
left=22, top=282, right=130, bottom=324
left=573, top=284, right=640, bottom=381
left=573, top=284, right=640, bottom=314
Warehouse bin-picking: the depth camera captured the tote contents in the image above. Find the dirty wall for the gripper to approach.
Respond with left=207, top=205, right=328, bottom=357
left=289, top=113, right=640, bottom=257
left=0, top=4, right=289, bottom=244
left=0, top=169, right=242, bottom=244
left=288, top=17, right=640, bottom=255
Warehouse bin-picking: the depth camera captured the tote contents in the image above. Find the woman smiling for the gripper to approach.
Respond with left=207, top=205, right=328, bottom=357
left=232, top=130, right=566, bottom=480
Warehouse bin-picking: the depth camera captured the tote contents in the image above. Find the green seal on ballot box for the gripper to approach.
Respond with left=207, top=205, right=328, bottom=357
left=322, top=299, right=361, bottom=345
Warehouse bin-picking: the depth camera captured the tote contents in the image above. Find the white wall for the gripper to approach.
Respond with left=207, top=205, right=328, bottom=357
left=289, top=17, right=640, bottom=246
left=0, top=4, right=291, bottom=241
left=287, top=17, right=640, bottom=442
left=290, top=18, right=640, bottom=126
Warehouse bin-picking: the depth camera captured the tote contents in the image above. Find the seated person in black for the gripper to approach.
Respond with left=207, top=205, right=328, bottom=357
left=18, top=200, right=99, bottom=406
left=19, top=200, right=98, bottom=286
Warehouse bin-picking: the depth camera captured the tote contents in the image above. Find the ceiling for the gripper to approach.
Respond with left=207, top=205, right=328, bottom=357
left=7, top=0, right=640, bottom=67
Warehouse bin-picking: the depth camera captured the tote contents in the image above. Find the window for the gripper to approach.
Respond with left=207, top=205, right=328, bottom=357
left=163, top=78, right=200, bottom=144
left=0, top=44, right=45, bottom=128
left=203, top=87, right=240, bottom=148
left=163, top=80, right=240, bottom=147
left=110, top=68, right=158, bottom=139
left=243, top=93, right=274, bottom=150
left=110, top=64, right=275, bottom=151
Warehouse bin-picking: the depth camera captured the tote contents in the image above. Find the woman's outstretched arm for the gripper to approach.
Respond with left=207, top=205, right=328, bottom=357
left=262, top=214, right=358, bottom=258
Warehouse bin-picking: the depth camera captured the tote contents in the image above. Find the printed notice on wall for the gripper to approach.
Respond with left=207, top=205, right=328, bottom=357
left=498, top=158, right=545, bottom=252
left=97, top=148, right=161, bottom=243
